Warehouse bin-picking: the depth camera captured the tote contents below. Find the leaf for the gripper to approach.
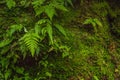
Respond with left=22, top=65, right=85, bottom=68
left=5, top=69, right=11, bottom=80
left=62, top=52, right=69, bottom=58
left=35, top=24, right=41, bottom=35
left=0, top=58, right=9, bottom=69
left=45, top=72, right=52, bottom=77
left=34, top=6, right=45, bottom=16
left=94, top=18, right=103, bottom=27
left=93, top=76, right=99, bottom=80
left=60, top=45, right=70, bottom=58
left=46, top=23, right=53, bottom=44
left=54, top=24, right=67, bottom=37
left=20, top=33, right=40, bottom=56
left=91, top=21, right=96, bottom=27
left=0, top=39, right=12, bottom=48
left=32, top=0, right=45, bottom=6
left=83, top=18, right=93, bottom=25
left=37, top=19, right=48, bottom=25
left=24, top=27, right=28, bottom=32
left=32, top=0, right=46, bottom=16
left=6, top=0, right=16, bottom=9
left=48, top=47, right=54, bottom=52
left=45, top=5, right=56, bottom=20
left=83, top=18, right=98, bottom=27
left=52, top=2, right=68, bottom=11
left=15, top=67, right=24, bottom=74
left=41, top=27, right=47, bottom=36
left=8, top=24, right=23, bottom=36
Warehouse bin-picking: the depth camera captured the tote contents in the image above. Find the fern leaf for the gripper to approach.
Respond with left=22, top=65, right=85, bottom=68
left=46, top=23, right=53, bottom=44
left=93, top=76, right=99, bottom=80
left=52, top=2, right=68, bottom=11
left=34, top=6, right=45, bottom=16
left=32, top=0, right=45, bottom=6
left=35, top=24, right=41, bottom=35
left=91, top=21, right=96, bottom=27
left=8, top=24, right=23, bottom=36
left=20, top=33, right=40, bottom=56
left=83, top=18, right=93, bottom=25
left=41, top=27, right=46, bottom=36
left=37, top=19, right=49, bottom=25
left=45, top=5, right=56, bottom=20
left=32, top=0, right=46, bottom=16
left=0, top=39, right=12, bottom=48
left=54, top=24, right=67, bottom=37
left=94, top=18, right=103, bottom=27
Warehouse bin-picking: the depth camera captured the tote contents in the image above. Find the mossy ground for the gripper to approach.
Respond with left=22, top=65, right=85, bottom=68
left=62, top=1, right=120, bottom=80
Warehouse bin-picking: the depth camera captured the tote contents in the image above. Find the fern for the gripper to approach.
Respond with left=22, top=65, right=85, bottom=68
left=52, top=1, right=68, bottom=11
left=35, top=19, right=67, bottom=45
left=93, top=18, right=102, bottom=27
left=0, top=39, right=12, bottom=48
left=83, top=18, right=103, bottom=33
left=32, top=0, right=45, bottom=6
left=46, top=23, right=53, bottom=44
left=54, top=23, right=67, bottom=37
left=84, top=18, right=102, bottom=27
left=32, top=0, right=45, bottom=16
left=0, top=24, right=22, bottom=48
left=7, top=24, right=23, bottom=36
left=19, top=32, right=41, bottom=56
left=35, top=19, right=53, bottom=44
left=32, top=0, right=68, bottom=19
left=45, top=5, right=56, bottom=20
left=93, top=76, right=99, bottom=80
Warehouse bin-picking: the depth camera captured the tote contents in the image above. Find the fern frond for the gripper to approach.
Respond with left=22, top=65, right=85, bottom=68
left=45, top=5, right=56, bottom=20
left=46, top=23, right=53, bottom=44
left=94, top=18, right=103, bottom=27
left=54, top=24, right=67, bottom=37
left=52, top=1, right=68, bottom=11
left=20, top=32, right=40, bottom=56
left=32, top=0, right=45, bottom=7
left=32, top=0, right=46, bottom=16
left=0, top=39, right=12, bottom=48
left=8, top=24, right=23, bottom=36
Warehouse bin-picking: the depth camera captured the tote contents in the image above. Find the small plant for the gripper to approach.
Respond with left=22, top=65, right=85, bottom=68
left=83, top=18, right=103, bottom=33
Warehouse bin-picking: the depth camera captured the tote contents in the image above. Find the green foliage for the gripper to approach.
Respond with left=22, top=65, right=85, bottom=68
left=6, top=0, right=16, bottom=9
left=0, top=0, right=120, bottom=80
left=83, top=18, right=103, bottom=35
left=0, top=0, right=72, bottom=79
left=54, top=24, right=67, bottom=37
left=84, top=18, right=102, bottom=27
left=20, top=32, right=41, bottom=56
left=0, top=39, right=12, bottom=48
left=93, top=76, right=99, bottom=80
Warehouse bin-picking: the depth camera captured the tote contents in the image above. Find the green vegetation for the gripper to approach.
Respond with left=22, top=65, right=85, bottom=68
left=0, top=0, right=120, bottom=80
